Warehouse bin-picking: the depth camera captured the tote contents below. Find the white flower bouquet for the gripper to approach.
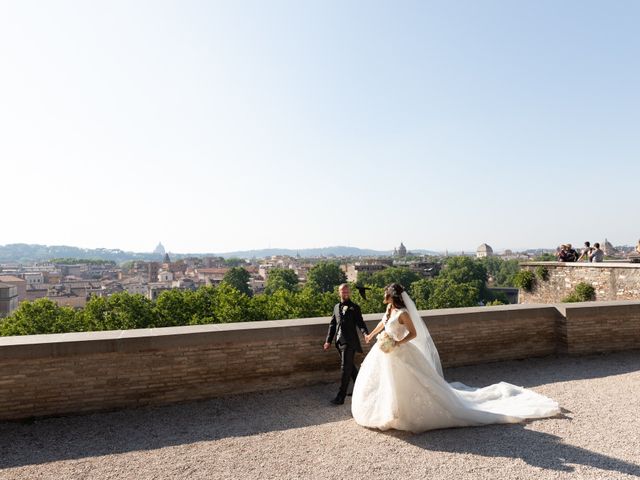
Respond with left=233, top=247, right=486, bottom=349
left=376, top=331, right=396, bottom=353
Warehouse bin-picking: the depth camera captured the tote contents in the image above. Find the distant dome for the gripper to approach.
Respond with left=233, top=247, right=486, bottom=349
left=153, top=242, right=166, bottom=256
left=476, top=243, right=493, bottom=258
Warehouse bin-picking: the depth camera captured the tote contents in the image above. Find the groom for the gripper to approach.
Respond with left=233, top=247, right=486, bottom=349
left=323, top=283, right=369, bottom=405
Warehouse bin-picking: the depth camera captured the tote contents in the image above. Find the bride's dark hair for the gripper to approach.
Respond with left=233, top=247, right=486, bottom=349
left=385, top=283, right=406, bottom=309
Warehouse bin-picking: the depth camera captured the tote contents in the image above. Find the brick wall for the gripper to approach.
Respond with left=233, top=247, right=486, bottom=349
left=1, top=301, right=639, bottom=421
left=519, top=262, right=640, bottom=303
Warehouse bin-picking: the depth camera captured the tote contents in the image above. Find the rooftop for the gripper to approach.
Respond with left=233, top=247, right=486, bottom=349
left=1, top=350, right=638, bottom=480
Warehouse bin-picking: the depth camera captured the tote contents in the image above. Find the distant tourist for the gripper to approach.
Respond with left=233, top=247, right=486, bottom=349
left=577, top=241, right=593, bottom=262
left=636, top=240, right=640, bottom=255
left=589, top=243, right=605, bottom=262
left=557, top=244, right=578, bottom=262
left=556, top=245, right=569, bottom=262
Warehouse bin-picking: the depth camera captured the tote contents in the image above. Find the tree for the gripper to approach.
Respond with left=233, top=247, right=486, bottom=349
left=426, top=278, right=480, bottom=309
left=155, top=289, right=198, bottom=327
left=222, top=267, right=252, bottom=296
left=349, top=284, right=386, bottom=314
left=410, top=279, right=432, bottom=310
left=82, top=292, right=157, bottom=331
left=0, top=298, right=82, bottom=336
left=224, top=257, right=246, bottom=267
left=358, top=267, right=421, bottom=289
left=479, top=257, right=520, bottom=287
left=306, top=262, right=347, bottom=293
left=439, top=256, right=488, bottom=301
left=211, top=283, right=254, bottom=322
left=264, top=268, right=299, bottom=295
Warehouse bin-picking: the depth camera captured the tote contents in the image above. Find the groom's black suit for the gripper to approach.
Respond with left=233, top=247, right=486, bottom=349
left=325, top=299, right=369, bottom=401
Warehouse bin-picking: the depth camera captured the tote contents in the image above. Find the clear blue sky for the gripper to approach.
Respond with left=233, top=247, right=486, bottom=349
left=2, top=1, right=639, bottom=254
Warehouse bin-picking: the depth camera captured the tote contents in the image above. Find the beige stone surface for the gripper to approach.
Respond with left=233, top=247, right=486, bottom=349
left=520, top=262, right=640, bottom=303
left=1, top=350, right=639, bottom=480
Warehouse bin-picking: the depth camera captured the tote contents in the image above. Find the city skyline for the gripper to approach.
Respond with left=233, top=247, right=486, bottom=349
left=1, top=238, right=634, bottom=260
left=3, top=1, right=639, bottom=253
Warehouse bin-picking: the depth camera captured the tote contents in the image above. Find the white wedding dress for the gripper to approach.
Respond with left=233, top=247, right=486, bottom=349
left=351, top=292, right=561, bottom=433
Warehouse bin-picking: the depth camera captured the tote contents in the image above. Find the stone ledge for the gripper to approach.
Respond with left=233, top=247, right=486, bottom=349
left=521, top=261, right=640, bottom=269
left=0, top=303, right=599, bottom=360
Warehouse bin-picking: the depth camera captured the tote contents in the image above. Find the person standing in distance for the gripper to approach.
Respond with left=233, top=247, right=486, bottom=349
left=324, top=283, right=369, bottom=405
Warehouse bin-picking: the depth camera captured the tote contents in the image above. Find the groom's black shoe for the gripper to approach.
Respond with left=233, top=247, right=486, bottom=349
left=330, top=396, right=345, bottom=405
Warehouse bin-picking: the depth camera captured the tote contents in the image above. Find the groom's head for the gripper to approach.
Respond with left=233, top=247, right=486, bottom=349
left=338, top=283, right=350, bottom=302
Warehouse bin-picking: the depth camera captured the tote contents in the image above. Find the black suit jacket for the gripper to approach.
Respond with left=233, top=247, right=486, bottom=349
left=325, top=300, right=369, bottom=353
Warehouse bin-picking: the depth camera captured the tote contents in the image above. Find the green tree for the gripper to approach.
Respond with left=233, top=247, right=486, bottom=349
left=224, top=257, right=246, bottom=267
left=155, top=289, right=197, bottom=327
left=349, top=284, right=386, bottom=315
left=358, top=267, right=421, bottom=289
left=439, top=256, right=488, bottom=300
left=81, top=292, right=157, bottom=331
left=410, top=278, right=432, bottom=310
left=264, top=268, right=299, bottom=295
left=427, top=278, right=480, bottom=309
left=0, top=298, right=83, bottom=336
left=306, top=262, right=347, bottom=293
left=479, top=257, right=521, bottom=287
left=211, top=282, right=254, bottom=322
left=222, top=267, right=252, bottom=296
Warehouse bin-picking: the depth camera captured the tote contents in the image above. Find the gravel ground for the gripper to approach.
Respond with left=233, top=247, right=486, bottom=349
left=1, top=350, right=639, bottom=480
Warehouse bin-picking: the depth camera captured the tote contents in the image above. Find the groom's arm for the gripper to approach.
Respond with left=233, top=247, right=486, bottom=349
left=355, top=305, right=369, bottom=336
left=325, top=308, right=337, bottom=345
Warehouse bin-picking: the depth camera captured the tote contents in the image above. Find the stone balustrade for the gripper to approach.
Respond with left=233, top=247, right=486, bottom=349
left=1, top=300, right=639, bottom=421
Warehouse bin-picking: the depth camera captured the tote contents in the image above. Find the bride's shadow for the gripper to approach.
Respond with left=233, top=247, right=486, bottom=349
left=381, top=411, right=640, bottom=477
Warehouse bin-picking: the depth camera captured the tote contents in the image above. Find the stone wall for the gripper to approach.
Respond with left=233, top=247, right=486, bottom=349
left=1, top=301, right=640, bottom=421
left=519, top=262, right=640, bottom=303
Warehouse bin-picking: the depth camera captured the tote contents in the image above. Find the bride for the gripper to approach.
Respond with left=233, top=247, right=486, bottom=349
left=351, top=283, right=561, bottom=433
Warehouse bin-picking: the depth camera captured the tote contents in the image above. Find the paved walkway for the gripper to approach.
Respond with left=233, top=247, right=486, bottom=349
left=1, top=350, right=640, bottom=480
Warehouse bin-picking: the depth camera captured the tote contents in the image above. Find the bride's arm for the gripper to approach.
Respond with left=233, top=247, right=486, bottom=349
left=396, top=311, right=417, bottom=345
left=365, top=305, right=393, bottom=343
left=364, top=319, right=385, bottom=343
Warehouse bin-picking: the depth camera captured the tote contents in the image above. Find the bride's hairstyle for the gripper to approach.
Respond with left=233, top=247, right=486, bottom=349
left=385, top=283, right=407, bottom=309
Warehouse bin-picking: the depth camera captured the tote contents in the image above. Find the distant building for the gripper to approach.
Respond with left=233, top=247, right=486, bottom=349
left=603, top=238, right=619, bottom=257
left=23, top=272, right=45, bottom=286
left=196, top=267, right=229, bottom=286
left=158, top=269, right=174, bottom=282
left=0, top=275, right=27, bottom=304
left=345, top=262, right=388, bottom=283
left=476, top=244, right=494, bottom=258
left=147, top=262, right=160, bottom=283
left=147, top=283, right=171, bottom=301
left=0, top=284, right=18, bottom=317
left=154, top=242, right=166, bottom=257
left=393, top=242, right=407, bottom=258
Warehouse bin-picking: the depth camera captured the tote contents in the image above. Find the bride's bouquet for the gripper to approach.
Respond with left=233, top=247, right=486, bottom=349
left=376, top=332, right=396, bottom=353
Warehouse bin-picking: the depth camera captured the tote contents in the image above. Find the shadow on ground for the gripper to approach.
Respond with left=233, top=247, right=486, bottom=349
left=0, top=350, right=638, bottom=471
left=385, top=418, right=640, bottom=477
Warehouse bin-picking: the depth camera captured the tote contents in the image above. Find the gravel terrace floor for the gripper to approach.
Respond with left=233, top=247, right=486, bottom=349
left=1, top=350, right=640, bottom=480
